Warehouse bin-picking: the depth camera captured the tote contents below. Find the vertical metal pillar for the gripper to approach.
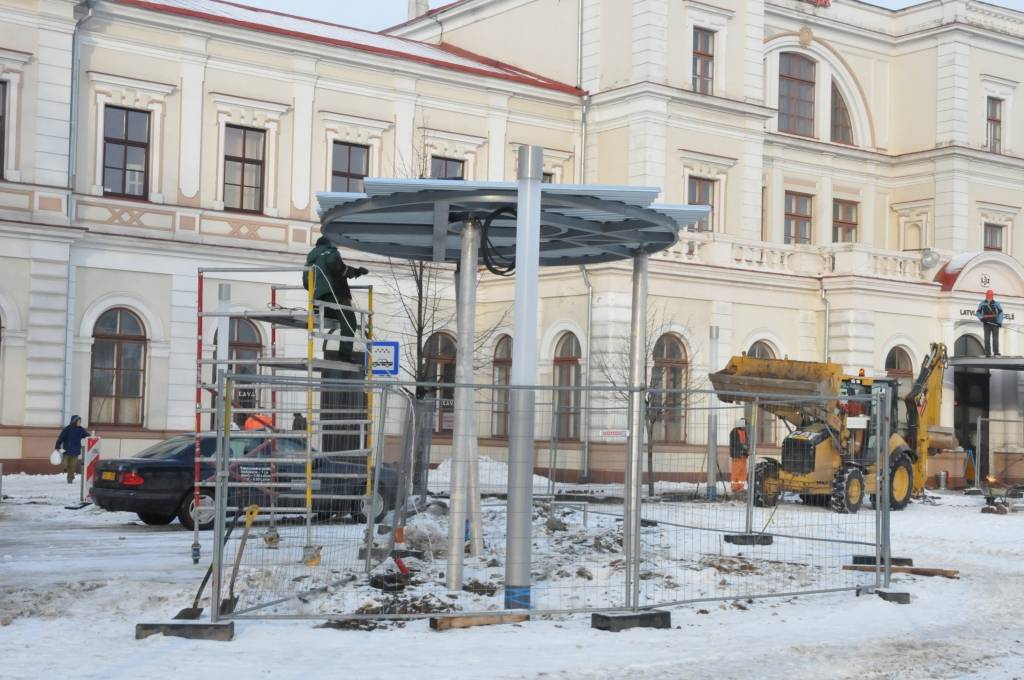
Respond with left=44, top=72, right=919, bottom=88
left=879, top=389, right=892, bottom=588
left=191, top=272, right=205, bottom=565
left=216, top=284, right=231, bottom=365
left=210, top=370, right=228, bottom=623
left=504, top=145, right=543, bottom=610
left=745, top=400, right=758, bottom=535
left=447, top=218, right=481, bottom=591
left=975, top=417, right=984, bottom=490
left=873, top=393, right=884, bottom=591
left=624, top=252, right=649, bottom=611
left=705, top=325, right=720, bottom=500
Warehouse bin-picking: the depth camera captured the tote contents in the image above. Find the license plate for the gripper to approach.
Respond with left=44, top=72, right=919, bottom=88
left=102, top=471, right=116, bottom=481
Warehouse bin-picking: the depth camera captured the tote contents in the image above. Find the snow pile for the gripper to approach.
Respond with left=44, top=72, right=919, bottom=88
left=428, top=455, right=554, bottom=495
left=2, top=473, right=1024, bottom=680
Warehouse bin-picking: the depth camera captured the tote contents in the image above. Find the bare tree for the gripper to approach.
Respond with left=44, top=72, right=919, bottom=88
left=376, top=258, right=509, bottom=496
left=594, top=305, right=704, bottom=497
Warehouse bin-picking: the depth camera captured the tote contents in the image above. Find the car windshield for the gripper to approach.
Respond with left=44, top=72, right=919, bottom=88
left=135, top=436, right=193, bottom=459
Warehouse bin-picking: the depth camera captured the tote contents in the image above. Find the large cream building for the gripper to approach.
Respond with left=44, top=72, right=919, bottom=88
left=2, top=0, right=1023, bottom=483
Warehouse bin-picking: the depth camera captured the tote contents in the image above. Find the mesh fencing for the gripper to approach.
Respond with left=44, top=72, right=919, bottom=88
left=204, top=377, right=892, bottom=622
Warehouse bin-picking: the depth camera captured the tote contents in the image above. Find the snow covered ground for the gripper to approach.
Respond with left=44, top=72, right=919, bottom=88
left=1, top=473, right=1022, bottom=680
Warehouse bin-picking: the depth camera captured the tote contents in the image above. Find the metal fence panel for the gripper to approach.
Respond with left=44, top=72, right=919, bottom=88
left=203, top=377, right=890, bottom=622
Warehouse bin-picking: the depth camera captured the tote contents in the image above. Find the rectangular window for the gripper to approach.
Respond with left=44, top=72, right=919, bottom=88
left=784, top=191, right=813, bottom=245
left=331, top=142, right=369, bottom=192
left=778, top=53, right=815, bottom=137
left=984, top=223, right=1004, bottom=252
left=102, top=106, right=150, bottom=199
left=692, top=28, right=714, bottom=95
left=0, top=81, right=6, bottom=180
left=987, top=97, right=1003, bottom=154
left=223, top=125, right=265, bottom=212
left=687, top=176, right=715, bottom=232
left=542, top=172, right=554, bottom=184
left=430, top=156, right=464, bottom=180
left=832, top=199, right=858, bottom=243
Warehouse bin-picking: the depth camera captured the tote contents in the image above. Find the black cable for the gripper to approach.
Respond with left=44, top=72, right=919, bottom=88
left=480, top=207, right=517, bottom=277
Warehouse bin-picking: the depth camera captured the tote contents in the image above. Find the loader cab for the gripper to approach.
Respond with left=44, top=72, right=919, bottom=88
left=838, top=376, right=898, bottom=463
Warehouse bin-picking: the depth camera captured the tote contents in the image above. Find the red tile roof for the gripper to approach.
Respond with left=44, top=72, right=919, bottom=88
left=114, top=0, right=583, bottom=96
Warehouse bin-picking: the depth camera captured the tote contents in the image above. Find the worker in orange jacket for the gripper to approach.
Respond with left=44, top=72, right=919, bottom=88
left=729, top=418, right=749, bottom=493
left=244, top=413, right=274, bottom=431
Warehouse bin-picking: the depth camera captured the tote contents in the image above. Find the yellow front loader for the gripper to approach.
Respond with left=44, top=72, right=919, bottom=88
left=709, top=343, right=949, bottom=513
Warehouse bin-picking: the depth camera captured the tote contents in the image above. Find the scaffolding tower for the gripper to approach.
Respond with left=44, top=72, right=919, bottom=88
left=188, top=266, right=376, bottom=564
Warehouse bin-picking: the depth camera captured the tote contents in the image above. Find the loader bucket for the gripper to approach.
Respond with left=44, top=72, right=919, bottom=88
left=710, top=355, right=845, bottom=402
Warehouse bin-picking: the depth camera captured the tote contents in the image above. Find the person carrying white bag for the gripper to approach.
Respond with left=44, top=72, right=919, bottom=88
left=53, top=415, right=90, bottom=484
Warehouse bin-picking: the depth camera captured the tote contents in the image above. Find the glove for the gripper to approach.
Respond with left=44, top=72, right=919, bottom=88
left=352, top=267, right=369, bottom=277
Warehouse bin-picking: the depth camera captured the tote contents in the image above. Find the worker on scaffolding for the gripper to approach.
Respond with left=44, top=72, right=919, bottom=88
left=976, top=289, right=1004, bottom=357
left=305, top=236, right=368, bottom=362
left=729, top=417, right=749, bottom=493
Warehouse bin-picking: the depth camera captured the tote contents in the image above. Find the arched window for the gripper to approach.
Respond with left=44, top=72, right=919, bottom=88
left=90, top=308, right=147, bottom=426
left=748, top=341, right=777, bottom=446
left=492, top=335, right=512, bottom=438
left=553, top=332, right=582, bottom=440
left=778, top=52, right=815, bottom=137
left=831, top=82, right=854, bottom=144
left=651, top=334, right=688, bottom=443
left=955, top=335, right=985, bottom=358
left=884, top=346, right=913, bottom=377
left=214, top=320, right=263, bottom=427
left=425, top=332, right=456, bottom=433
left=885, top=346, right=914, bottom=429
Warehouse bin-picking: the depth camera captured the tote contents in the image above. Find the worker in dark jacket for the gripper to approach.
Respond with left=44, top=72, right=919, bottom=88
left=976, top=289, right=1005, bottom=357
left=304, top=237, right=368, bottom=361
left=729, top=418, right=749, bottom=493
left=55, top=415, right=90, bottom=484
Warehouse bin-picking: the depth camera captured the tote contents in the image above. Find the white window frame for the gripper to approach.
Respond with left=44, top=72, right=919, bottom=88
left=680, top=149, right=734, bottom=233
left=0, top=48, right=31, bottom=182
left=321, top=112, right=392, bottom=191
left=684, top=2, right=732, bottom=96
left=981, top=75, right=1016, bottom=155
left=978, top=201, right=1019, bottom=255
left=88, top=73, right=175, bottom=203
left=421, top=129, right=485, bottom=181
left=212, top=94, right=290, bottom=216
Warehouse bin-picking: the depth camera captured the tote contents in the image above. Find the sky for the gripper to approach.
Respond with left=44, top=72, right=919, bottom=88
left=237, top=0, right=1024, bottom=32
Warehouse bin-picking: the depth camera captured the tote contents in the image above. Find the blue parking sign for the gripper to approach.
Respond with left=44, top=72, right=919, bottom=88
left=367, top=341, right=399, bottom=376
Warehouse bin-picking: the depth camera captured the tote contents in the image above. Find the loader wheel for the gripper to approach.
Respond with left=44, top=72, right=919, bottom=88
left=889, top=453, right=914, bottom=511
left=830, top=466, right=865, bottom=514
left=753, top=459, right=781, bottom=507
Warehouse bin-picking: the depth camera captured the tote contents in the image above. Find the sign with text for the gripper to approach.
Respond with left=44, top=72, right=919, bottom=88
left=961, top=308, right=1014, bottom=321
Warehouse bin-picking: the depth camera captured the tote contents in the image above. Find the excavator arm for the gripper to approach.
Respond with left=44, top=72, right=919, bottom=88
left=902, top=342, right=949, bottom=495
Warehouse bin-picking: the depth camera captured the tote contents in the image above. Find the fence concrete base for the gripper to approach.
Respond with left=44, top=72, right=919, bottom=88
left=592, top=610, right=671, bottom=632
left=876, top=590, right=911, bottom=605
left=852, top=554, right=913, bottom=567
left=135, top=621, right=235, bottom=641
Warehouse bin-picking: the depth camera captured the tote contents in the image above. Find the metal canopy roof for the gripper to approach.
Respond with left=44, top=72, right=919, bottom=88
left=317, top=179, right=710, bottom=266
left=949, top=355, right=1024, bottom=371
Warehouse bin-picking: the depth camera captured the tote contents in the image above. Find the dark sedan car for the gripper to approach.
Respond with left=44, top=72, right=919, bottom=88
left=91, top=434, right=399, bottom=530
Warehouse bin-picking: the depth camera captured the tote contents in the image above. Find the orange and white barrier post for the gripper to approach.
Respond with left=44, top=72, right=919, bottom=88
left=83, top=436, right=101, bottom=501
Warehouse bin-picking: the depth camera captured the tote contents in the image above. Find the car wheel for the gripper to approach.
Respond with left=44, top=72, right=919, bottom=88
left=178, top=492, right=216, bottom=531
left=354, top=491, right=387, bottom=524
left=137, top=512, right=175, bottom=526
